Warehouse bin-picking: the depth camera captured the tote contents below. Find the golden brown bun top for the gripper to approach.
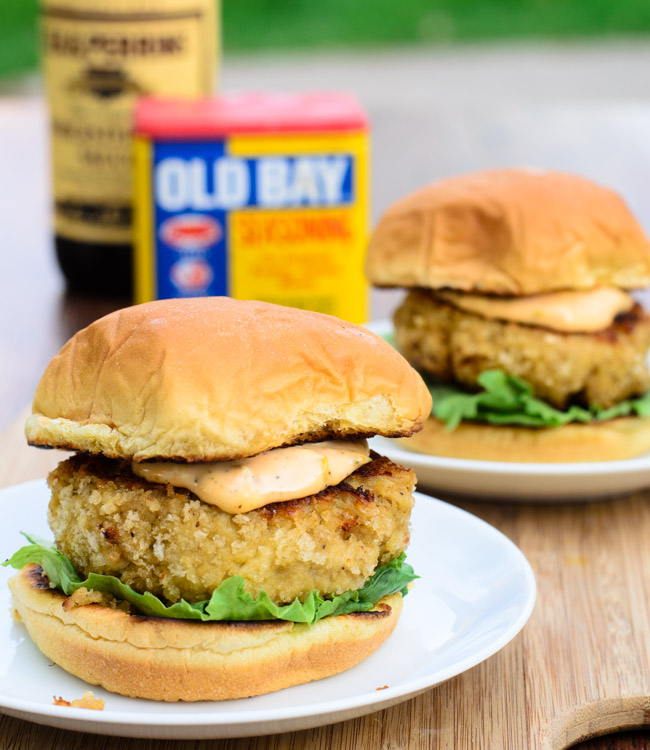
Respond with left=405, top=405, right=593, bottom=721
left=366, top=169, right=650, bottom=295
left=26, top=298, right=432, bottom=461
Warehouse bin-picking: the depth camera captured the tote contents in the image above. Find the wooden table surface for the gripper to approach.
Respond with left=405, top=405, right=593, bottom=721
left=3, top=87, right=650, bottom=748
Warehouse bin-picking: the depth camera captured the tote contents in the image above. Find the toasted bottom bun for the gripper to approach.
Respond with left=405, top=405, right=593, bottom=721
left=398, top=416, right=650, bottom=463
left=10, top=565, right=403, bottom=702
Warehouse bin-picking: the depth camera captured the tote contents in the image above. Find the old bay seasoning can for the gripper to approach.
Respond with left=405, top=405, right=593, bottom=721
left=133, top=93, right=369, bottom=323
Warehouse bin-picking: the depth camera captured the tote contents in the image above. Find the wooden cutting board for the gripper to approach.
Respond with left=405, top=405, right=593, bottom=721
left=1, top=409, right=650, bottom=749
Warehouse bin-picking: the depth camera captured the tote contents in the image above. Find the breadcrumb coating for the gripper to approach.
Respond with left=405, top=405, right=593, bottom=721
left=395, top=289, right=650, bottom=409
left=47, top=453, right=415, bottom=605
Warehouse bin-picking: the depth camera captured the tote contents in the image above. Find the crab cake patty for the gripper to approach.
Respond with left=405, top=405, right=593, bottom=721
left=48, top=453, right=415, bottom=606
left=395, top=289, right=650, bottom=409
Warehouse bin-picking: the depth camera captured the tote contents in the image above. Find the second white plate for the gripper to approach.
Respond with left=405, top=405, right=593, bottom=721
left=371, top=436, right=650, bottom=501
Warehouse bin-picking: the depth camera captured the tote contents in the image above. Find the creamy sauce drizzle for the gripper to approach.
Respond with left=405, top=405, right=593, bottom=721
left=132, top=439, right=371, bottom=514
left=438, top=287, right=634, bottom=332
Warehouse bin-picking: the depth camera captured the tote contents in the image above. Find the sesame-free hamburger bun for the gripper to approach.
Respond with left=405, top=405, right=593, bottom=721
left=11, top=297, right=432, bottom=701
left=25, top=297, right=432, bottom=461
left=366, top=169, right=650, bottom=295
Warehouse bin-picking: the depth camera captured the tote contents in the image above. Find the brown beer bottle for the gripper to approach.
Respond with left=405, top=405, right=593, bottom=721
left=41, top=0, right=219, bottom=296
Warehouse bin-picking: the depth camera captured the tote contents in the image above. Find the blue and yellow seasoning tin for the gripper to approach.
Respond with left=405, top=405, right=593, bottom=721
left=133, top=93, right=369, bottom=322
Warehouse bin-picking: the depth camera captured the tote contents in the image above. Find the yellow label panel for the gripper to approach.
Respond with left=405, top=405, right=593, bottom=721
left=227, top=130, right=369, bottom=322
left=133, top=136, right=155, bottom=303
left=230, top=207, right=366, bottom=321
left=228, top=132, right=367, bottom=156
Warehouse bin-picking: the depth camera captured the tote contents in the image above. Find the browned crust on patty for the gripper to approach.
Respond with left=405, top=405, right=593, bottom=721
left=48, top=452, right=415, bottom=605
left=395, top=289, right=650, bottom=409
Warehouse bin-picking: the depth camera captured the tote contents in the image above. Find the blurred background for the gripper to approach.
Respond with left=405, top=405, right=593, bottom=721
left=5, top=0, right=650, bottom=78
left=4, top=0, right=650, bottom=233
left=3, top=0, right=650, bottom=426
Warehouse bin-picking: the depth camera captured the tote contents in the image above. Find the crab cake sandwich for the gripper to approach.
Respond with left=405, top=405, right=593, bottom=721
left=6, top=297, right=432, bottom=701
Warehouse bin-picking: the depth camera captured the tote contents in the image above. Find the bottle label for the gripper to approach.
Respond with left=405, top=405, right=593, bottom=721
left=42, top=0, right=217, bottom=245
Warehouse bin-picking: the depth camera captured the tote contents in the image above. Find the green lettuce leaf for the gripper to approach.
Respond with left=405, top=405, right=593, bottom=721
left=428, top=370, right=650, bottom=430
left=3, top=536, right=417, bottom=625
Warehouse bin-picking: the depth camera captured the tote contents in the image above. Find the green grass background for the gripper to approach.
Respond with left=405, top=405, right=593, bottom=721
left=3, top=0, right=650, bottom=79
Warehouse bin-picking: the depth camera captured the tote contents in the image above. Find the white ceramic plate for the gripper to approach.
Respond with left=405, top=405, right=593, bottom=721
left=368, top=320, right=650, bottom=501
left=371, top=436, right=650, bottom=501
left=0, top=480, right=535, bottom=739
